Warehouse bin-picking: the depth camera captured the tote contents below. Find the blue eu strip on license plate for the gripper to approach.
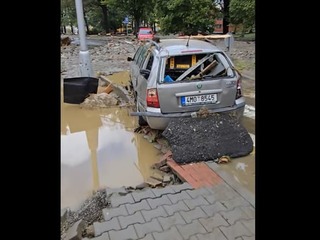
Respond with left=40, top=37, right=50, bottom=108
left=181, top=96, right=186, bottom=105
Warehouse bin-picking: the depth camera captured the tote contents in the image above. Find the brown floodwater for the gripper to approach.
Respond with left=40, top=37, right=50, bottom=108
left=61, top=104, right=161, bottom=210
left=218, top=146, right=255, bottom=194
left=61, top=74, right=161, bottom=210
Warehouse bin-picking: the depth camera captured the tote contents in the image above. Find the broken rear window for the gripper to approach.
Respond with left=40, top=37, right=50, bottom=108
left=161, top=53, right=233, bottom=83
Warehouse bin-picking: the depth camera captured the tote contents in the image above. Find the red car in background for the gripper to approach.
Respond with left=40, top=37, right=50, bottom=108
left=137, top=27, right=154, bottom=41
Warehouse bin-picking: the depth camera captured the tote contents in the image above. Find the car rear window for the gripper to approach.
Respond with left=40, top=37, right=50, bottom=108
left=139, top=29, right=152, bottom=34
left=161, top=52, right=233, bottom=83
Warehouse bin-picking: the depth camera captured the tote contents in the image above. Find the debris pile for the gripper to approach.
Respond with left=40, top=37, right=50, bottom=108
left=61, top=36, right=71, bottom=46
left=79, top=92, right=120, bottom=109
left=61, top=189, right=108, bottom=240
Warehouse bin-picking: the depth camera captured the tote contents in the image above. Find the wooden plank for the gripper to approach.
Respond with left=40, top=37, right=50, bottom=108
left=177, top=34, right=231, bottom=40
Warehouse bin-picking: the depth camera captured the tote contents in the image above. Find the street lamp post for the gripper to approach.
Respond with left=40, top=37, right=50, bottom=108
left=75, top=0, right=93, bottom=77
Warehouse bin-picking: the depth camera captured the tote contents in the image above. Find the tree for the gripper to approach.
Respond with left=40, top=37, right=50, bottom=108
left=61, top=0, right=99, bottom=34
left=108, top=0, right=155, bottom=34
left=214, top=0, right=231, bottom=34
left=229, top=0, right=255, bottom=35
left=96, top=0, right=109, bottom=33
left=155, top=0, right=219, bottom=35
left=61, top=0, right=77, bottom=34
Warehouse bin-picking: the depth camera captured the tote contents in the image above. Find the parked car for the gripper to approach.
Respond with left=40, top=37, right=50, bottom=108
left=137, top=27, right=154, bottom=41
left=127, top=38, right=245, bottom=130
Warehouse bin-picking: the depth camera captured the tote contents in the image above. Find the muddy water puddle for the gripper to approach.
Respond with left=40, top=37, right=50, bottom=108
left=61, top=103, right=160, bottom=211
left=219, top=147, right=255, bottom=194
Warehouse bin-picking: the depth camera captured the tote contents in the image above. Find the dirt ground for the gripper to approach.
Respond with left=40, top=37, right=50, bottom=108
left=61, top=34, right=255, bottom=81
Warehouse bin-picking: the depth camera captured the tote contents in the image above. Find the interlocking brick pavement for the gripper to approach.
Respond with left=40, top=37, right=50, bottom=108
left=88, top=167, right=255, bottom=240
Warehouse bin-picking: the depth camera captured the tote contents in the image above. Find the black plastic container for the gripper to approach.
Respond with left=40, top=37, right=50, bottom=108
left=63, top=77, right=98, bottom=104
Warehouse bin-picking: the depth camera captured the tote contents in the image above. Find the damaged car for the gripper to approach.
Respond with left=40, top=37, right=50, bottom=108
left=127, top=38, right=245, bottom=130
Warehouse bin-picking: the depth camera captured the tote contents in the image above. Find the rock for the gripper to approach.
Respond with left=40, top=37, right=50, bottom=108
left=156, top=138, right=170, bottom=147
left=66, top=219, right=85, bottom=240
left=61, top=207, right=69, bottom=225
left=159, top=165, right=170, bottom=173
left=160, top=147, right=171, bottom=154
left=145, top=177, right=162, bottom=187
left=153, top=143, right=162, bottom=150
left=135, top=182, right=149, bottom=190
left=152, top=158, right=167, bottom=169
left=84, top=225, right=94, bottom=238
left=217, top=155, right=231, bottom=164
left=163, top=175, right=172, bottom=183
left=151, top=170, right=166, bottom=181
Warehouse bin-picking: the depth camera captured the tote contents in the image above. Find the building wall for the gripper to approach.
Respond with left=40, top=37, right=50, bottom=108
left=214, top=18, right=237, bottom=33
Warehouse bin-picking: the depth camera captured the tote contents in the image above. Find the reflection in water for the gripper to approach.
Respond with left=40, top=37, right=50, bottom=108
left=219, top=149, right=255, bottom=194
left=235, top=162, right=248, bottom=172
left=61, top=102, right=160, bottom=211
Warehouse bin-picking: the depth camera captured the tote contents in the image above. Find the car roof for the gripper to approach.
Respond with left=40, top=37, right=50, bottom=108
left=154, top=38, right=221, bottom=57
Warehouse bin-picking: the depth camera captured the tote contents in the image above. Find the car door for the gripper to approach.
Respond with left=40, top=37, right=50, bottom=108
left=129, top=46, right=143, bottom=91
left=156, top=52, right=239, bottom=113
left=136, top=50, right=154, bottom=112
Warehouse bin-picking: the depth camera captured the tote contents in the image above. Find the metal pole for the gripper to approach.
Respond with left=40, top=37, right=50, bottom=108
left=75, top=0, right=93, bottom=77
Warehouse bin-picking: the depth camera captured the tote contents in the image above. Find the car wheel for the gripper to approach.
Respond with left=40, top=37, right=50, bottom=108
left=136, top=98, right=148, bottom=126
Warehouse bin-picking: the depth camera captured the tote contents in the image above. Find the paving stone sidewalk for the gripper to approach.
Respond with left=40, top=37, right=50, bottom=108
left=84, top=162, right=255, bottom=240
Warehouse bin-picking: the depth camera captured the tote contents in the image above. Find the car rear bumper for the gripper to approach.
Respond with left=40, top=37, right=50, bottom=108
left=131, top=98, right=246, bottom=130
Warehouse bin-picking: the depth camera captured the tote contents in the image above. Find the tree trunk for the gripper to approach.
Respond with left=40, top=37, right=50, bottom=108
left=223, top=0, right=230, bottom=34
left=84, top=11, right=90, bottom=35
left=71, top=24, right=74, bottom=34
left=100, top=5, right=109, bottom=33
left=135, top=19, right=140, bottom=37
left=234, top=25, right=237, bottom=34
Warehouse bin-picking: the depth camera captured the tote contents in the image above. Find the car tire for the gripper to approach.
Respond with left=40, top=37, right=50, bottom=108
left=138, top=115, right=148, bottom=126
left=136, top=97, right=148, bottom=126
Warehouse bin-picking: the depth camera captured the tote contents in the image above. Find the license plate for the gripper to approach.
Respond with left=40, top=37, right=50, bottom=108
left=181, top=94, right=217, bottom=106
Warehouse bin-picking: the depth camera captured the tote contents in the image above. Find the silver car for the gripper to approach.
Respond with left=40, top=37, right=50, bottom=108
left=127, top=38, right=245, bottom=130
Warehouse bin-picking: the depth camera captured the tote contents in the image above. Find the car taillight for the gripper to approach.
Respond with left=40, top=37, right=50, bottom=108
left=146, top=89, right=160, bottom=108
left=236, top=77, right=242, bottom=99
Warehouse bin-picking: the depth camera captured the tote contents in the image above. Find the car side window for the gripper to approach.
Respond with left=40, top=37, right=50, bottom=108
left=137, top=47, right=148, bottom=68
left=133, top=46, right=143, bottom=62
left=145, top=52, right=154, bottom=71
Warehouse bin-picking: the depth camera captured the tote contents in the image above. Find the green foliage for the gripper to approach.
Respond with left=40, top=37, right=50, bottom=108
left=61, top=0, right=76, bottom=26
left=62, top=0, right=224, bottom=36
left=156, top=0, right=219, bottom=35
left=108, top=0, right=156, bottom=33
left=229, top=0, right=255, bottom=32
left=85, top=6, right=104, bottom=32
